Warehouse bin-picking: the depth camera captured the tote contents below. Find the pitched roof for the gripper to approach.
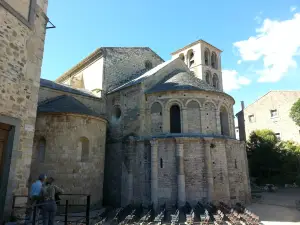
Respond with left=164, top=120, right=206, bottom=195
left=55, top=48, right=103, bottom=83
left=108, top=58, right=177, bottom=93
left=146, top=71, right=222, bottom=94
left=40, top=78, right=97, bottom=98
left=243, top=90, right=300, bottom=110
left=38, top=95, right=101, bottom=118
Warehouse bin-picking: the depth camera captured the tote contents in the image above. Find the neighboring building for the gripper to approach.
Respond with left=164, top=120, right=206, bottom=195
left=0, top=0, right=49, bottom=220
left=237, top=91, right=300, bottom=143
left=51, top=40, right=251, bottom=209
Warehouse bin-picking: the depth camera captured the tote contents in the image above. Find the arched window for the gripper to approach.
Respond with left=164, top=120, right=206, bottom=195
left=205, top=71, right=211, bottom=85
left=170, top=104, right=181, bottom=133
left=79, top=137, right=89, bottom=162
left=112, top=105, right=121, bottom=122
left=179, top=53, right=185, bottom=62
left=220, top=106, right=230, bottom=136
left=212, top=74, right=219, bottom=89
left=204, top=49, right=210, bottom=66
left=187, top=50, right=195, bottom=68
left=211, top=52, right=218, bottom=69
left=38, top=137, right=46, bottom=163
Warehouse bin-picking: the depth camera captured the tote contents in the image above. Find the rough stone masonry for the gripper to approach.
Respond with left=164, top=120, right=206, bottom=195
left=0, top=0, right=48, bottom=220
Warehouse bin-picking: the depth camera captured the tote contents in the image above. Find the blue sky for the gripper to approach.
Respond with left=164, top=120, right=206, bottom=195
left=42, top=0, right=300, bottom=114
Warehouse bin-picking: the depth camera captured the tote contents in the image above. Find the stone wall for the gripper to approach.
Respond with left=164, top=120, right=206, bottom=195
left=243, top=91, right=300, bottom=143
left=103, top=142, right=123, bottom=206
left=225, top=140, right=251, bottom=204
left=145, top=91, right=235, bottom=137
left=184, top=139, right=207, bottom=204
left=31, top=113, right=107, bottom=205
left=103, top=48, right=164, bottom=92
left=104, top=136, right=251, bottom=208
left=0, top=0, right=48, bottom=218
left=156, top=139, right=177, bottom=206
left=106, top=85, right=143, bottom=140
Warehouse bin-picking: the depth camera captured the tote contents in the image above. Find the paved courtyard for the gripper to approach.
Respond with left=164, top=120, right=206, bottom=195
left=248, top=188, right=300, bottom=224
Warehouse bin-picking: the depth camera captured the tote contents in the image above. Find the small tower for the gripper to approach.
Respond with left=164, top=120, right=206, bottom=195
left=171, top=40, right=223, bottom=91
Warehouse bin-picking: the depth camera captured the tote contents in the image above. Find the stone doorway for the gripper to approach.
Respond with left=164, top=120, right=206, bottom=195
left=0, top=122, right=14, bottom=221
left=0, top=123, right=11, bottom=178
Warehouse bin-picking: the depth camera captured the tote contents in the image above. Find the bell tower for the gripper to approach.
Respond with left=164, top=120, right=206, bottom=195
left=171, top=40, right=223, bottom=91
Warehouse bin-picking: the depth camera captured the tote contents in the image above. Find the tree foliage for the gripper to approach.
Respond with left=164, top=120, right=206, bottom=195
left=290, top=98, right=300, bottom=126
left=247, top=129, right=300, bottom=185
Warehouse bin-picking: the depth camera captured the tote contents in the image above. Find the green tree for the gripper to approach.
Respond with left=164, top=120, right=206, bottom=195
left=290, top=98, right=300, bottom=126
left=247, top=129, right=282, bottom=185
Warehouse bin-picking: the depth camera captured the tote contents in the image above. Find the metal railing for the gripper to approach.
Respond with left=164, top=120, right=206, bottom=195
left=11, top=194, right=91, bottom=225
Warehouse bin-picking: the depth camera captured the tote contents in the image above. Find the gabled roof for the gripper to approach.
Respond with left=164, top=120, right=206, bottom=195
left=55, top=48, right=103, bottom=83
left=146, top=71, right=221, bottom=94
left=55, top=47, right=164, bottom=83
left=244, top=90, right=300, bottom=110
left=108, top=58, right=177, bottom=93
left=40, top=78, right=98, bottom=98
left=38, top=95, right=101, bottom=118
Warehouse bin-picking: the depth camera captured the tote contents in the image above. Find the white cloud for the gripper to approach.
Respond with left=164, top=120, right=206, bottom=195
left=234, top=13, right=300, bottom=83
left=222, top=70, right=251, bottom=92
left=237, top=60, right=242, bottom=64
left=290, top=6, right=297, bottom=12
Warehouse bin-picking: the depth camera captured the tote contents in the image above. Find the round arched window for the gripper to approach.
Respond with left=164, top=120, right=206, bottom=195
left=112, top=106, right=121, bottom=120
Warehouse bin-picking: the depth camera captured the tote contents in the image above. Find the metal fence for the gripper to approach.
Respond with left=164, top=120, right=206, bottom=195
left=11, top=194, right=91, bottom=225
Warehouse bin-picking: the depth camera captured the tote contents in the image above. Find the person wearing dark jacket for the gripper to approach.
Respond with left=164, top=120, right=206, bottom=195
left=41, top=177, right=63, bottom=225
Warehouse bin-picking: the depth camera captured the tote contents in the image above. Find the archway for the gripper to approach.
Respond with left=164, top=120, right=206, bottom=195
left=170, top=105, right=181, bottom=133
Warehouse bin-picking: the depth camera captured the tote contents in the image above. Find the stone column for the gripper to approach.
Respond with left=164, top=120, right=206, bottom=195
left=163, top=107, right=169, bottom=133
left=204, top=138, right=214, bottom=202
left=127, top=136, right=135, bottom=204
left=176, top=139, right=186, bottom=206
left=150, top=140, right=158, bottom=210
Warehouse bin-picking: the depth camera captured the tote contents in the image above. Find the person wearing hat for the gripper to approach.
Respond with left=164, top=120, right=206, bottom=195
left=25, top=174, right=47, bottom=224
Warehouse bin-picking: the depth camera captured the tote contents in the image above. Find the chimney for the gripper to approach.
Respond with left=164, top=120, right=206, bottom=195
left=241, top=101, right=245, bottom=110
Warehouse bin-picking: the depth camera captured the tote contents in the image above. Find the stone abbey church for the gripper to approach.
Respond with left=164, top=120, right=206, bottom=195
left=0, top=0, right=251, bottom=220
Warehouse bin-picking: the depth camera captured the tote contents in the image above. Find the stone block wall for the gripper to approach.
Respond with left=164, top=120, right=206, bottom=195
left=104, top=136, right=250, bottom=208
left=210, top=140, right=230, bottom=203
left=145, top=91, right=235, bottom=137
left=31, top=113, right=107, bottom=205
left=106, top=85, right=143, bottom=140
left=244, top=91, right=300, bottom=143
left=184, top=139, right=207, bottom=204
left=103, top=142, right=123, bottom=206
left=103, top=48, right=164, bottom=92
left=157, top=139, right=177, bottom=206
left=0, top=0, right=48, bottom=218
left=226, top=140, right=251, bottom=204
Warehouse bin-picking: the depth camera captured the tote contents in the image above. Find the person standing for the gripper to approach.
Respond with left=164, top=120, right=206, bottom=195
left=41, top=177, right=63, bottom=225
left=25, top=174, right=47, bottom=224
